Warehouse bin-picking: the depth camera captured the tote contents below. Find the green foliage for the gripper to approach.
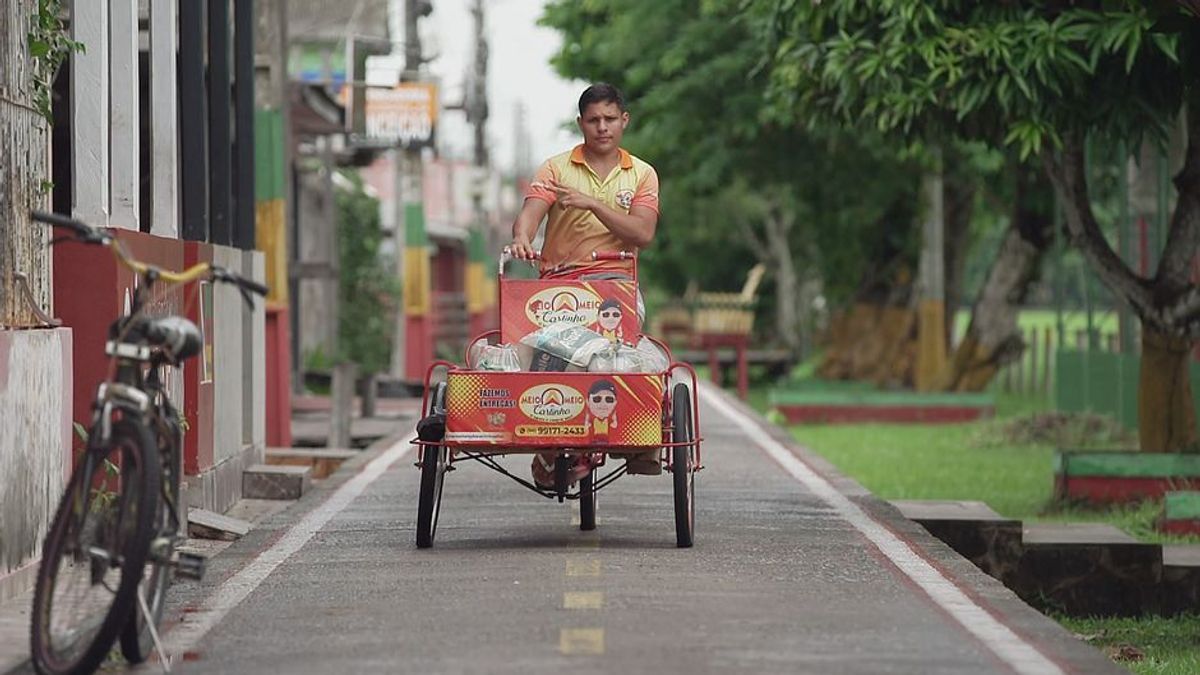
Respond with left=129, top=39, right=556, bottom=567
left=28, top=0, right=83, bottom=122
left=336, top=172, right=400, bottom=375
left=761, top=0, right=1197, bottom=159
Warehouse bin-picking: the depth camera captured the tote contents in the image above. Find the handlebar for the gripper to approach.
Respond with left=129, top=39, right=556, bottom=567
left=31, top=210, right=269, bottom=298
left=498, top=247, right=636, bottom=276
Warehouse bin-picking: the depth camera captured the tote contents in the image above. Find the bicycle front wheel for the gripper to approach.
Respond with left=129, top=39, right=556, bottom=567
left=30, top=419, right=161, bottom=675
left=120, top=415, right=181, bottom=664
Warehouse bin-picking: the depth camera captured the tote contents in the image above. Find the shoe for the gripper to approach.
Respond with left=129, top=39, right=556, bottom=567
left=623, top=450, right=661, bottom=475
left=531, top=453, right=594, bottom=489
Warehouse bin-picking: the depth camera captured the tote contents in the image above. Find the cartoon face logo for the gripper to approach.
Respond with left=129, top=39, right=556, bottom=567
left=525, top=286, right=600, bottom=326
left=587, top=380, right=618, bottom=421
left=596, top=299, right=622, bottom=332
left=615, top=189, right=634, bottom=210
left=519, top=384, right=585, bottom=422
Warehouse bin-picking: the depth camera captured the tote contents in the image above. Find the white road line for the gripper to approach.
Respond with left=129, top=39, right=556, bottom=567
left=698, top=383, right=1064, bottom=675
left=164, top=438, right=414, bottom=655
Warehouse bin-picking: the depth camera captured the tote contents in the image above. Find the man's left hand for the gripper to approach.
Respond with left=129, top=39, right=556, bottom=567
left=549, top=179, right=598, bottom=212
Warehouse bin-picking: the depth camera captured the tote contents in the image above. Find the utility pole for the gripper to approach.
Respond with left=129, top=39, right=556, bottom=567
left=465, top=0, right=491, bottom=336
left=390, top=0, right=434, bottom=381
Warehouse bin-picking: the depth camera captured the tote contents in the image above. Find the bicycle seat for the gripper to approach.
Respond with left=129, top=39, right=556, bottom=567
left=146, top=316, right=202, bottom=364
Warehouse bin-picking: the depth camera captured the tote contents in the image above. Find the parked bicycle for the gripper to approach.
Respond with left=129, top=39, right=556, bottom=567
left=27, top=211, right=267, bottom=675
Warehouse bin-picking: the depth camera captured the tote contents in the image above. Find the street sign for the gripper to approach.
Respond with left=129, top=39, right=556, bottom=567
left=361, top=82, right=438, bottom=149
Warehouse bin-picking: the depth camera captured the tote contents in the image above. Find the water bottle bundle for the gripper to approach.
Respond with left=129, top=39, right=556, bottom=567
left=467, top=323, right=669, bottom=374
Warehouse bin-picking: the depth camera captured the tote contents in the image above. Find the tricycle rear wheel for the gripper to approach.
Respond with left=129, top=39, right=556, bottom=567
left=672, top=383, right=695, bottom=548
left=416, top=382, right=448, bottom=549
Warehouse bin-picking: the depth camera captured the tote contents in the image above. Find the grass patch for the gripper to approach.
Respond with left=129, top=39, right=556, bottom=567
left=1056, top=614, right=1200, bottom=675
left=790, top=422, right=1055, bottom=517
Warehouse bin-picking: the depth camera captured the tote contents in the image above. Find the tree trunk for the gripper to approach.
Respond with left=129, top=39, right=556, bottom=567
left=943, top=150, right=977, bottom=348
left=1139, top=325, right=1197, bottom=452
left=763, top=210, right=801, bottom=352
left=941, top=162, right=1052, bottom=391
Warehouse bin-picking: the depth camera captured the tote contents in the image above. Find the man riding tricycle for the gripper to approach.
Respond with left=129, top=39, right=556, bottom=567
left=412, top=84, right=701, bottom=549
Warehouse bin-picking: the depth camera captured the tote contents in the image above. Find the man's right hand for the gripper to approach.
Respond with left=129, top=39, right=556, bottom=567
left=510, top=237, right=538, bottom=261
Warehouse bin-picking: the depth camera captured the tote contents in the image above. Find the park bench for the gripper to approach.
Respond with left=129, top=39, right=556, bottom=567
left=691, top=263, right=766, bottom=399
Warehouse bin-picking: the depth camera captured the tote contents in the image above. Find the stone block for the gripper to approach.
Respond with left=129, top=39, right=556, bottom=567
left=266, top=447, right=356, bottom=479
left=242, top=464, right=311, bottom=500
left=1013, top=523, right=1161, bottom=616
left=187, top=508, right=252, bottom=541
left=891, top=500, right=1023, bottom=580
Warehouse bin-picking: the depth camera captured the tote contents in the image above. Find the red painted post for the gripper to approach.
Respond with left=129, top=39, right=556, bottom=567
left=265, top=305, right=293, bottom=447
left=707, top=343, right=721, bottom=388
left=736, top=338, right=749, bottom=400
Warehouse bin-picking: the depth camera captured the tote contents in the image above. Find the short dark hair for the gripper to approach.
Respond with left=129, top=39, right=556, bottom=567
left=578, top=83, right=626, bottom=116
left=599, top=299, right=621, bottom=312
left=589, top=379, right=617, bottom=396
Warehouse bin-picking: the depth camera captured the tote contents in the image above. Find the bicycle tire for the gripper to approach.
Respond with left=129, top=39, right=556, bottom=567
left=416, top=382, right=448, bottom=549
left=672, top=383, right=695, bottom=548
left=579, top=470, right=596, bottom=531
left=30, top=419, right=161, bottom=675
left=120, top=415, right=181, bottom=663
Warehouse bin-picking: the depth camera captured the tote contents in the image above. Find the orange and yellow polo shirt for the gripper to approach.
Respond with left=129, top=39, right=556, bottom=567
left=525, top=145, right=660, bottom=272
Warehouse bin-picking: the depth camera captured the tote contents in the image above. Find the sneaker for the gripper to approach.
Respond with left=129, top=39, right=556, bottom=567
left=623, top=450, right=661, bottom=475
left=531, top=453, right=594, bottom=489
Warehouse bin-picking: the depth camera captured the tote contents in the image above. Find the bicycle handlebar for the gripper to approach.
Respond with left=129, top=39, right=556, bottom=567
left=498, top=247, right=635, bottom=274
left=31, top=211, right=269, bottom=297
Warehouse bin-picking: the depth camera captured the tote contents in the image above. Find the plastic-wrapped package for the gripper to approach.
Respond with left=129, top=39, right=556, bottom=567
left=518, top=323, right=611, bottom=371
left=635, top=337, right=670, bottom=372
left=466, top=337, right=489, bottom=367
left=477, top=345, right=522, bottom=372
left=587, top=344, right=646, bottom=373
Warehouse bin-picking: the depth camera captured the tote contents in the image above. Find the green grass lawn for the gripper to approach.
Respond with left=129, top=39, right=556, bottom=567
left=790, top=418, right=1055, bottom=517
left=1056, top=614, right=1200, bottom=675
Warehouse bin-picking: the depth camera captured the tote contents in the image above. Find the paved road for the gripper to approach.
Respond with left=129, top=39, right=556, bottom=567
left=149, top=383, right=1118, bottom=674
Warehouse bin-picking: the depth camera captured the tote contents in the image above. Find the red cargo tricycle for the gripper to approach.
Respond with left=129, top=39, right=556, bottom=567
left=414, top=250, right=701, bottom=548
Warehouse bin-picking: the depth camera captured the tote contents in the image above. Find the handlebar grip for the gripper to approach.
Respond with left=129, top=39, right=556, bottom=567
left=238, top=278, right=270, bottom=296
left=30, top=211, right=95, bottom=237
left=591, top=251, right=634, bottom=261
left=210, top=266, right=269, bottom=296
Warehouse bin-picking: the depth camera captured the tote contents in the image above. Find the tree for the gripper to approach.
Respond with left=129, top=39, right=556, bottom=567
left=336, top=172, right=400, bottom=375
left=760, top=0, right=1200, bottom=449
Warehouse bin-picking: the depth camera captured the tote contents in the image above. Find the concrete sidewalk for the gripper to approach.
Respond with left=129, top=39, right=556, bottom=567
left=0, top=395, right=419, bottom=674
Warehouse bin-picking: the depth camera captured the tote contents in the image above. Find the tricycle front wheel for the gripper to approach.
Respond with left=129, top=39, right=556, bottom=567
left=672, top=383, right=695, bottom=548
left=416, top=382, right=448, bottom=549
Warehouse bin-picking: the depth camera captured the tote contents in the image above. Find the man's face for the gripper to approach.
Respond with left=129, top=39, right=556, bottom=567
left=588, top=388, right=617, bottom=420
left=598, top=304, right=622, bottom=330
left=577, top=101, right=629, bottom=154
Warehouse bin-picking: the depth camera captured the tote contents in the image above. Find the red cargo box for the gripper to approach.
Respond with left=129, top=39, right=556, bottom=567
left=444, top=371, right=664, bottom=448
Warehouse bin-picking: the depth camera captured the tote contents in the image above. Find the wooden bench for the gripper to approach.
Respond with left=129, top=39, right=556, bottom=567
left=691, top=264, right=766, bottom=399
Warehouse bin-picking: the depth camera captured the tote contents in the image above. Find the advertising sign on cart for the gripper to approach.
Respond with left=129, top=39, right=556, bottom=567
left=500, top=279, right=640, bottom=347
left=445, top=371, right=664, bottom=447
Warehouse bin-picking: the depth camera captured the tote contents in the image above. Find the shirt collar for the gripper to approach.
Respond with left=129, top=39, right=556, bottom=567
left=570, top=144, right=634, bottom=171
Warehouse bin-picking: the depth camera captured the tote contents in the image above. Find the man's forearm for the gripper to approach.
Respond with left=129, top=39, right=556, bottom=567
left=590, top=203, right=655, bottom=248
